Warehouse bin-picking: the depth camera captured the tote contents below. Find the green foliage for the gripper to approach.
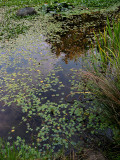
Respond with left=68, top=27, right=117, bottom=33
left=0, top=0, right=120, bottom=7
left=0, top=48, right=104, bottom=158
left=0, top=137, right=56, bottom=160
left=82, top=19, right=120, bottom=144
left=95, top=18, right=120, bottom=70
left=81, top=0, right=120, bottom=7
left=1, top=0, right=120, bottom=159
left=80, top=19, right=120, bottom=160
left=40, top=2, right=73, bottom=13
left=1, top=0, right=120, bottom=41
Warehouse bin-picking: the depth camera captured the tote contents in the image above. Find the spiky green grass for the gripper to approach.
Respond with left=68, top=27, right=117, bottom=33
left=81, top=17, right=120, bottom=156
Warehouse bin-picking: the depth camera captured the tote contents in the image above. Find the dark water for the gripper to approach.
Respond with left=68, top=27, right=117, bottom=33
left=0, top=12, right=114, bottom=152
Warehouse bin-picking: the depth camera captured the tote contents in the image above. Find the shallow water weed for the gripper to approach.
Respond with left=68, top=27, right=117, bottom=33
left=0, top=32, right=78, bottom=154
left=1, top=1, right=120, bottom=159
left=0, top=40, right=104, bottom=155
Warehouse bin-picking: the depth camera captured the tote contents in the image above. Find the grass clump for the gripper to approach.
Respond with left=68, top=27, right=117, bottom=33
left=81, top=18, right=120, bottom=159
left=0, top=137, right=55, bottom=160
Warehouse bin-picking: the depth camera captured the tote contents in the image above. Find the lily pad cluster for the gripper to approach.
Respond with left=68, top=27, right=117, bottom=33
left=0, top=43, right=104, bottom=154
left=41, top=2, right=73, bottom=13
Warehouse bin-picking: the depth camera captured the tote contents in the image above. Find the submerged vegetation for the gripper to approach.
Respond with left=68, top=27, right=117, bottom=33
left=0, top=0, right=120, bottom=160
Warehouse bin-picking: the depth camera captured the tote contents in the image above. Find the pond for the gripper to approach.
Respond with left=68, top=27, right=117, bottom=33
left=0, top=10, right=117, bottom=153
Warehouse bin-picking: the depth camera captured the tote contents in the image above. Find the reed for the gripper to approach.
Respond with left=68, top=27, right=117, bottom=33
left=94, top=18, right=120, bottom=71
left=82, top=19, right=120, bottom=142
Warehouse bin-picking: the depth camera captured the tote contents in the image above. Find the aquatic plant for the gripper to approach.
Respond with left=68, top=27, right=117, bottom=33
left=0, top=37, right=103, bottom=158
left=1, top=0, right=120, bottom=159
left=0, top=0, right=120, bottom=7
left=94, top=18, right=120, bottom=71
left=82, top=19, right=120, bottom=143
left=0, top=137, right=56, bottom=160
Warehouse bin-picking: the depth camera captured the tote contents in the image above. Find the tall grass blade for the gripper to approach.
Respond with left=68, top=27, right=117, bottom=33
left=106, top=17, right=113, bottom=39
